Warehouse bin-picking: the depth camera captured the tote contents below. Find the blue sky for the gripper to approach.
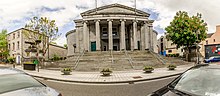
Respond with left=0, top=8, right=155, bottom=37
left=1, top=0, right=220, bottom=46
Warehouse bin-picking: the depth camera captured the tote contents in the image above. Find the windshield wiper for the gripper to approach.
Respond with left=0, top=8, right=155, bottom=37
left=170, top=88, right=191, bottom=96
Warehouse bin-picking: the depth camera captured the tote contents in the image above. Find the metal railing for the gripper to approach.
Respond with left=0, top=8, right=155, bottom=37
left=149, top=49, right=166, bottom=64
left=124, top=50, right=134, bottom=69
left=73, top=49, right=85, bottom=69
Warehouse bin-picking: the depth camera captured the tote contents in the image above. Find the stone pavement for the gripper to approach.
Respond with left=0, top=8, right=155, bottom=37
left=0, top=64, right=194, bottom=84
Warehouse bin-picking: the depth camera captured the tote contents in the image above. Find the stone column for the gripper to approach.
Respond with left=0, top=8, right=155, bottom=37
left=76, top=28, right=80, bottom=53
left=140, top=22, right=145, bottom=51
left=149, top=25, right=153, bottom=51
left=145, top=22, right=150, bottom=50
left=120, top=19, right=126, bottom=51
left=108, top=19, right=113, bottom=51
left=83, top=21, right=88, bottom=52
left=130, top=25, right=134, bottom=51
left=133, top=20, right=138, bottom=50
left=95, top=20, right=101, bottom=51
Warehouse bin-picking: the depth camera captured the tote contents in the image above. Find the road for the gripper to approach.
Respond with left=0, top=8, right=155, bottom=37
left=37, top=76, right=177, bottom=96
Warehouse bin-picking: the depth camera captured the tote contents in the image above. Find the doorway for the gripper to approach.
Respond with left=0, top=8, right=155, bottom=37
left=91, top=42, right=96, bottom=51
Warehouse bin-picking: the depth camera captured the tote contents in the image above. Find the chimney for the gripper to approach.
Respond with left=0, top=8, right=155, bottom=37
left=216, top=25, right=220, bottom=33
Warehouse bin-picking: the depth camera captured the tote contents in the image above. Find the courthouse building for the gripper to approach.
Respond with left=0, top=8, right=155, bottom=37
left=66, top=3, right=158, bottom=56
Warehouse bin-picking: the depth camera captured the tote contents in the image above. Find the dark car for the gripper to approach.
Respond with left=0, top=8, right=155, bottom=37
left=204, top=56, right=220, bottom=63
left=149, top=64, right=220, bottom=96
left=0, top=67, right=62, bottom=96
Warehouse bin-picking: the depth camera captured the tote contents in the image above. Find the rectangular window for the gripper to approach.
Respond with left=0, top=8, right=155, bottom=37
left=214, top=39, right=216, bottom=42
left=102, top=27, right=108, bottom=37
left=13, top=33, right=15, bottom=39
left=112, top=28, right=117, bottom=36
left=17, top=32, right=20, bottom=38
left=17, top=41, right=20, bottom=50
left=12, top=43, right=15, bottom=51
left=206, top=40, right=208, bottom=45
left=168, top=50, right=172, bottom=53
left=8, top=44, right=10, bottom=50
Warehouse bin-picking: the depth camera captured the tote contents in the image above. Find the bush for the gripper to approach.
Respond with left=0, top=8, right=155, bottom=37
left=167, top=64, right=177, bottom=70
left=143, top=66, right=154, bottom=73
left=50, top=54, right=60, bottom=61
left=100, top=68, right=112, bottom=76
left=61, top=67, right=72, bottom=72
left=101, top=68, right=112, bottom=73
left=7, top=57, right=15, bottom=64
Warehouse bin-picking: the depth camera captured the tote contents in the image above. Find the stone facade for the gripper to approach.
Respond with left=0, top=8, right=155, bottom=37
left=66, top=3, right=158, bottom=56
left=157, top=35, right=183, bottom=56
left=7, top=28, right=67, bottom=62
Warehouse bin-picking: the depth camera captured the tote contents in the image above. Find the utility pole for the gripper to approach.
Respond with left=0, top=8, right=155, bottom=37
left=95, top=0, right=97, bottom=13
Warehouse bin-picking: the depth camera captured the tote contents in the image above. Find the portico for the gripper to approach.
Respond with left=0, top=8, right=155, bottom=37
left=66, top=3, right=158, bottom=56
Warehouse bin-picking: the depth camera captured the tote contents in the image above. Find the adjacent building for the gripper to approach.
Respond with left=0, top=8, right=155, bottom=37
left=66, top=3, right=158, bottom=56
left=7, top=28, right=67, bottom=63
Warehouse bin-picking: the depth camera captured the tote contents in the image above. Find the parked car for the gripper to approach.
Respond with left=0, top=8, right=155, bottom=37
left=0, top=67, right=62, bottom=96
left=204, top=56, right=220, bottom=63
left=149, top=64, right=220, bottom=96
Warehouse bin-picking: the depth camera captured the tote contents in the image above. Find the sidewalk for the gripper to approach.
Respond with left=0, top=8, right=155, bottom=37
left=0, top=64, right=193, bottom=84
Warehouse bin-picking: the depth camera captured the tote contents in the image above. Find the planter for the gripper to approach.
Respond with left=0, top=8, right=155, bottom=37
left=101, top=72, right=112, bottom=76
left=23, top=64, right=36, bottom=70
left=61, top=71, right=71, bottom=75
left=168, top=67, right=175, bottom=70
left=143, top=69, right=154, bottom=73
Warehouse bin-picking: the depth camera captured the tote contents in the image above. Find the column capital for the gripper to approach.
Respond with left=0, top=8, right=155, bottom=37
left=107, top=19, right=113, bottom=22
left=83, top=20, right=88, bottom=23
left=120, top=19, right=126, bottom=22
left=133, top=20, right=138, bottom=23
left=94, top=19, right=100, bottom=22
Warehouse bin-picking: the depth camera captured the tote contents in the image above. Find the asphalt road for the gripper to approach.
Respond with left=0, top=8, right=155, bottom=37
left=37, top=76, right=177, bottom=96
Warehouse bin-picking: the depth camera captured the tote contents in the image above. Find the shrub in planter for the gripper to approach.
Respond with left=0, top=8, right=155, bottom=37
left=100, top=68, right=112, bottom=76
left=167, top=64, right=177, bottom=70
left=143, top=66, right=154, bottom=73
left=7, top=57, right=15, bottom=64
left=61, top=68, right=72, bottom=75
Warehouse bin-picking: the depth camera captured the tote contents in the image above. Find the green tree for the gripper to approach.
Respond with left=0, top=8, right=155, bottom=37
left=165, top=11, right=207, bottom=61
left=25, top=17, right=61, bottom=59
left=0, top=29, right=9, bottom=59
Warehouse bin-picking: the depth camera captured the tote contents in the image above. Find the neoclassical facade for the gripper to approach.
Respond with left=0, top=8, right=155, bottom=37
left=66, top=3, right=158, bottom=56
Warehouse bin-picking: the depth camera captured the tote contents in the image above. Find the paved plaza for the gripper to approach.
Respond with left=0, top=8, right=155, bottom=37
left=1, top=64, right=193, bottom=84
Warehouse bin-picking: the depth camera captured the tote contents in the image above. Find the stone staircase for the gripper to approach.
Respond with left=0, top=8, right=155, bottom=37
left=45, top=51, right=191, bottom=71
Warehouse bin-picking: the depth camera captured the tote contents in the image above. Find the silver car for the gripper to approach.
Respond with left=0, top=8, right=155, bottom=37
left=0, top=67, right=62, bottom=96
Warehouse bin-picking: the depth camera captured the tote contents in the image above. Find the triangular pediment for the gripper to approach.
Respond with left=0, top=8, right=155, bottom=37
left=81, top=3, right=150, bottom=17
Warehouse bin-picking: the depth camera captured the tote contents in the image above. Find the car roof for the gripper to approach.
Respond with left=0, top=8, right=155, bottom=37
left=0, top=67, right=25, bottom=75
left=192, top=64, right=220, bottom=69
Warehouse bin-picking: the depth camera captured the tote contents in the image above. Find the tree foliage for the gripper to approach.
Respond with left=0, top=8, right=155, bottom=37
left=165, top=11, right=208, bottom=48
left=0, top=29, right=9, bottom=58
left=24, top=17, right=61, bottom=57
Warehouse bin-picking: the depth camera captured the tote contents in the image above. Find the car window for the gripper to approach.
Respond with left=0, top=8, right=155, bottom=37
left=0, top=74, right=44, bottom=94
left=173, top=67, right=220, bottom=96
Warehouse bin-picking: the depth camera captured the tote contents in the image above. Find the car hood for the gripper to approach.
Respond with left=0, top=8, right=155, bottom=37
left=1, top=87, right=59, bottom=96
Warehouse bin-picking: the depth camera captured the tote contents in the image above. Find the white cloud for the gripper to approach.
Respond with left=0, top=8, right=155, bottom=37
left=1, top=0, right=220, bottom=46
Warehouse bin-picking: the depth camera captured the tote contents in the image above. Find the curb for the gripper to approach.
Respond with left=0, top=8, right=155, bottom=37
left=30, top=72, right=182, bottom=84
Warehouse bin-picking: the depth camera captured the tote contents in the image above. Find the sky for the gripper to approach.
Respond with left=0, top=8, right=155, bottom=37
left=1, top=0, right=220, bottom=46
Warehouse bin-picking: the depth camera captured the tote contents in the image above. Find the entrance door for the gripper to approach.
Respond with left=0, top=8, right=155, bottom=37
left=113, top=46, right=117, bottom=51
left=138, top=41, right=140, bottom=50
left=91, top=42, right=96, bottom=51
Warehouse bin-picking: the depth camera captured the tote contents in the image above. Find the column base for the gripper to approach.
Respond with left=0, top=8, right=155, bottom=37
left=134, top=49, right=139, bottom=51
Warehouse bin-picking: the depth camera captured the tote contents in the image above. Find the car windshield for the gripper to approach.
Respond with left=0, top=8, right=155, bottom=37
left=0, top=73, right=44, bottom=94
left=173, top=66, right=220, bottom=96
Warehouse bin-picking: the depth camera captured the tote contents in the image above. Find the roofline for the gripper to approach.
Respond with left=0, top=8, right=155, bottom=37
left=81, top=3, right=150, bottom=17
left=8, top=28, right=48, bottom=37
left=49, top=43, right=67, bottom=49
left=66, top=29, right=76, bottom=37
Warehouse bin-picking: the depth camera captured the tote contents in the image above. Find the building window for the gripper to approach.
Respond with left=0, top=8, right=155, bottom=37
left=214, top=39, right=216, bottom=42
left=17, top=32, right=20, bottom=38
left=12, top=43, right=15, bottom=51
left=168, top=50, right=172, bottom=53
left=17, top=41, right=20, bottom=50
left=112, top=28, right=118, bottom=36
left=13, top=33, right=15, bottom=39
left=102, top=27, right=108, bottom=37
left=206, top=40, right=208, bottom=45
left=8, top=44, right=10, bottom=50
